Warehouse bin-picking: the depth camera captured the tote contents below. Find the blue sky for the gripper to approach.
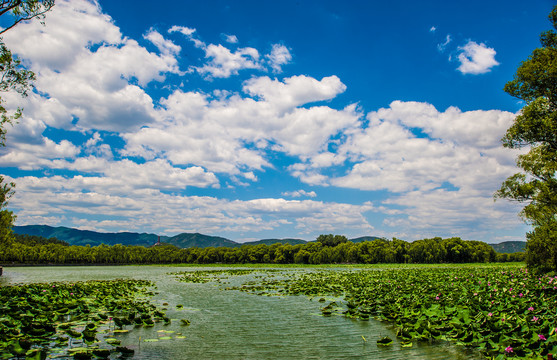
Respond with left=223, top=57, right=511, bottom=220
left=0, top=0, right=554, bottom=242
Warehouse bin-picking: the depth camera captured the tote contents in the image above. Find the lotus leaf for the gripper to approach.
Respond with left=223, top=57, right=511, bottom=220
left=217, top=265, right=557, bottom=359
left=376, top=336, right=393, bottom=346
left=105, top=338, right=120, bottom=346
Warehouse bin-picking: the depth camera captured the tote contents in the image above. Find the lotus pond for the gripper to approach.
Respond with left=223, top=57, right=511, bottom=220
left=1, top=264, right=555, bottom=359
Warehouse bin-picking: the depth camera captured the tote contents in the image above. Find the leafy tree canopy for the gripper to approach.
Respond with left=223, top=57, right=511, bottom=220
left=316, top=234, right=348, bottom=247
left=496, top=5, right=557, bottom=272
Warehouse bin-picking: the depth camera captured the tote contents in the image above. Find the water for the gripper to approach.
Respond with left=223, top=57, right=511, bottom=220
left=0, top=266, right=480, bottom=359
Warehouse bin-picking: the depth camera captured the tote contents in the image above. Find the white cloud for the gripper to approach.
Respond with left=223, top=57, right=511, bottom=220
left=169, top=26, right=291, bottom=78
left=457, top=40, right=499, bottom=74
left=223, top=34, right=239, bottom=44
left=144, top=28, right=181, bottom=56
left=266, top=44, right=292, bottom=72
left=0, top=0, right=526, bottom=243
left=381, top=188, right=527, bottom=241
left=329, top=101, right=519, bottom=193
left=196, top=44, right=262, bottom=78
left=123, top=75, right=359, bottom=176
left=1, top=0, right=181, bottom=132
left=2, top=3, right=298, bottom=139
left=9, top=175, right=373, bottom=236
left=281, top=190, right=317, bottom=198
left=169, top=25, right=196, bottom=36
left=243, top=75, right=346, bottom=112
left=437, top=34, right=452, bottom=52
left=1, top=0, right=122, bottom=71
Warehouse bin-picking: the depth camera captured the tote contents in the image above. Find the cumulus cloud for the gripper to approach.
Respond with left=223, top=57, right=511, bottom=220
left=144, top=28, right=181, bottom=56
left=281, top=190, right=317, bottom=198
left=9, top=175, right=373, bottom=237
left=329, top=101, right=519, bottom=193
left=0, top=0, right=526, bottom=243
left=196, top=44, right=263, bottom=78
left=1, top=0, right=181, bottom=132
left=457, top=40, right=499, bottom=74
left=170, top=26, right=291, bottom=78
left=266, top=44, right=292, bottom=72
left=243, top=75, right=346, bottom=111
left=123, top=75, right=359, bottom=175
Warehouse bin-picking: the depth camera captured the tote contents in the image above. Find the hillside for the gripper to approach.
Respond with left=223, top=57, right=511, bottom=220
left=245, top=238, right=308, bottom=246
left=490, top=241, right=526, bottom=254
left=14, top=225, right=521, bottom=252
left=12, top=225, right=164, bottom=247
left=350, top=236, right=383, bottom=243
left=165, top=233, right=237, bottom=248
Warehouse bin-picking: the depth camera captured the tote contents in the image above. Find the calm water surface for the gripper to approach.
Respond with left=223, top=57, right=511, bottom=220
left=0, top=266, right=480, bottom=360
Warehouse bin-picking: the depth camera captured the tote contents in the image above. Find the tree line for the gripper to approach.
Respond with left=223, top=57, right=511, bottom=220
left=0, top=234, right=524, bottom=265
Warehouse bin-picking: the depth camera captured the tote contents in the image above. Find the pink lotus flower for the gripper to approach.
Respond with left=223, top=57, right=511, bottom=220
left=538, top=334, right=547, bottom=341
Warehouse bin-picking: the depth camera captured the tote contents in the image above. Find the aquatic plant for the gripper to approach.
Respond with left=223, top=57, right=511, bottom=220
left=0, top=279, right=167, bottom=359
left=220, top=265, right=557, bottom=358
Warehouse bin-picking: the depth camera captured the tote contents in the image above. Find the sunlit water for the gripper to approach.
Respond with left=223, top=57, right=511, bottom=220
left=0, top=266, right=481, bottom=359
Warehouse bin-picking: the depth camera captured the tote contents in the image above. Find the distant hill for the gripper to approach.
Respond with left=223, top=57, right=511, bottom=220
left=165, top=233, right=237, bottom=248
left=12, top=225, right=388, bottom=249
left=12, top=225, right=165, bottom=247
left=490, top=241, right=526, bottom=253
left=244, top=238, right=308, bottom=246
left=350, top=236, right=383, bottom=243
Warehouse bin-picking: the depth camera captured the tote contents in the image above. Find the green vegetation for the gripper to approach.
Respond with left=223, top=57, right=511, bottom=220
left=496, top=6, right=557, bottom=272
left=219, top=265, right=557, bottom=358
left=13, top=233, right=68, bottom=246
left=0, top=278, right=166, bottom=359
left=0, top=236, right=524, bottom=265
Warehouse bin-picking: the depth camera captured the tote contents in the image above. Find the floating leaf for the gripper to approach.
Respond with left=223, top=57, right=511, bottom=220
left=105, top=338, right=121, bottom=346
left=377, top=336, right=393, bottom=346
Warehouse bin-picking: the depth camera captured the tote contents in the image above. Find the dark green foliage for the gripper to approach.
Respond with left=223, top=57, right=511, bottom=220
left=496, top=6, right=557, bottom=272
left=0, top=235, right=516, bottom=265
left=316, top=234, right=348, bottom=247
left=13, top=233, right=68, bottom=246
left=0, top=278, right=165, bottom=359
left=245, top=238, right=308, bottom=246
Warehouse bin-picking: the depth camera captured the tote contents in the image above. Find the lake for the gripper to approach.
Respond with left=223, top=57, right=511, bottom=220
left=0, top=265, right=479, bottom=359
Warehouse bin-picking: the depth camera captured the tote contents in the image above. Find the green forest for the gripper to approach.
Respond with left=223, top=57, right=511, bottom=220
left=0, top=233, right=524, bottom=265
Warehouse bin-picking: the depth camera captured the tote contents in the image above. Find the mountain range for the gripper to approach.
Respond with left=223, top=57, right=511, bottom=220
left=12, top=225, right=525, bottom=252
left=12, top=225, right=308, bottom=248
